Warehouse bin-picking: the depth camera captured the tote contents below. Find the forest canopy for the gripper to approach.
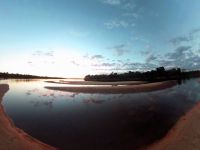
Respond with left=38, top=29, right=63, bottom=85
left=84, top=67, right=200, bottom=82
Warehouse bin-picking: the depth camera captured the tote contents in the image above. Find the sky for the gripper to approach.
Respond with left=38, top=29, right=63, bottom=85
left=1, top=0, right=200, bottom=77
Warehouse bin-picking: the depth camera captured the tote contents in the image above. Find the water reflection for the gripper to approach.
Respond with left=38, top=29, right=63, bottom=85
left=0, top=79, right=40, bottom=82
left=30, top=98, right=55, bottom=108
left=0, top=79, right=200, bottom=150
left=83, top=98, right=105, bottom=104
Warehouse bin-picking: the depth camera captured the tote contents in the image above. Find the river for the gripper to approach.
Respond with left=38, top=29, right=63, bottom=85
left=0, top=79, right=200, bottom=150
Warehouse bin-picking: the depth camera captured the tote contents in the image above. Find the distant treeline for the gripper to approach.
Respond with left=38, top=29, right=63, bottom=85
left=84, top=67, right=200, bottom=82
left=0, top=72, right=64, bottom=79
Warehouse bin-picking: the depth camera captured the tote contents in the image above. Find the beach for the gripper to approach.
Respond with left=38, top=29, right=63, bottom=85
left=146, top=101, right=200, bottom=150
left=46, top=80, right=147, bottom=85
left=0, top=84, right=56, bottom=150
left=45, top=80, right=178, bottom=94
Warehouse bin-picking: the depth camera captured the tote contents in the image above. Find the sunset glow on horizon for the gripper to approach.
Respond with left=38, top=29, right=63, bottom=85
left=1, top=0, right=200, bottom=77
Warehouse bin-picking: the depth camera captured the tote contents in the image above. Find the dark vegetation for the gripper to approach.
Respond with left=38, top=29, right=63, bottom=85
left=0, top=72, right=64, bottom=79
left=84, top=67, right=200, bottom=82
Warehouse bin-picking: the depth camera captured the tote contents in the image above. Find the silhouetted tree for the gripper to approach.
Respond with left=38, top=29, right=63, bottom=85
left=84, top=67, right=200, bottom=82
left=0, top=72, right=64, bottom=79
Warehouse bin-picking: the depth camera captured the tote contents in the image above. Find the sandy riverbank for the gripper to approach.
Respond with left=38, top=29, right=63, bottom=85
left=0, top=84, right=56, bottom=150
left=45, top=80, right=178, bottom=94
left=46, top=80, right=147, bottom=85
left=146, top=101, right=200, bottom=150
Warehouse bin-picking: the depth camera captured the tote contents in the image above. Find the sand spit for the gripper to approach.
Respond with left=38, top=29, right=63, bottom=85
left=46, top=80, right=147, bottom=85
left=0, top=84, right=57, bottom=150
left=45, top=80, right=177, bottom=94
left=146, top=101, right=200, bottom=150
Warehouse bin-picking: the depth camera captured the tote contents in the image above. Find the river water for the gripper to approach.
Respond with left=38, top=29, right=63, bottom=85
left=0, top=79, right=200, bottom=150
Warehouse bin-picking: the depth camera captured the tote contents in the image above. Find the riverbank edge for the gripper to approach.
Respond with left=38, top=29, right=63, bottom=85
left=145, top=101, right=200, bottom=150
left=0, top=84, right=57, bottom=150
left=45, top=80, right=178, bottom=94
left=45, top=80, right=147, bottom=85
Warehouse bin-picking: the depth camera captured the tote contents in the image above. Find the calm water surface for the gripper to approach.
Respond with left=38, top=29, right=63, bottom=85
left=0, top=79, right=200, bottom=150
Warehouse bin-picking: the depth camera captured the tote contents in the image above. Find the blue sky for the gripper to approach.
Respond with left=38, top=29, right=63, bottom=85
left=1, top=0, right=200, bottom=77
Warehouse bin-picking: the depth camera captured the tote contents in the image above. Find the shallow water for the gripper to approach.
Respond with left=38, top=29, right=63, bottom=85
left=0, top=79, right=200, bottom=150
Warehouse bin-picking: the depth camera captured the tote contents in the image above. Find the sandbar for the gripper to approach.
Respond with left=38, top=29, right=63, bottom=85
left=46, top=80, right=147, bottom=85
left=45, top=80, right=178, bottom=94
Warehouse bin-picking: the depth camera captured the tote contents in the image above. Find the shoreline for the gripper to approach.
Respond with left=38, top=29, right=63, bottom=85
left=2, top=80, right=197, bottom=150
left=45, top=80, right=178, bottom=94
left=146, top=101, right=200, bottom=150
left=45, top=80, right=147, bottom=85
left=0, top=84, right=56, bottom=150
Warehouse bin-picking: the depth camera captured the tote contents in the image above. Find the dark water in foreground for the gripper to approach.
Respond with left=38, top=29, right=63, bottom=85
left=0, top=79, right=200, bottom=150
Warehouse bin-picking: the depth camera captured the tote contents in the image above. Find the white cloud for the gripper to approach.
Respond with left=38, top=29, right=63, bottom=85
left=122, top=1, right=136, bottom=10
left=101, top=0, right=121, bottom=5
left=104, top=20, right=135, bottom=29
left=100, top=0, right=136, bottom=10
left=123, top=12, right=139, bottom=19
left=32, top=50, right=54, bottom=57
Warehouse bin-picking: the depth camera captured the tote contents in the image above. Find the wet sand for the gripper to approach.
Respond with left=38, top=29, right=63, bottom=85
left=46, top=80, right=147, bottom=85
left=45, top=80, right=178, bottom=94
left=146, top=101, right=200, bottom=150
left=0, top=84, right=56, bottom=150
